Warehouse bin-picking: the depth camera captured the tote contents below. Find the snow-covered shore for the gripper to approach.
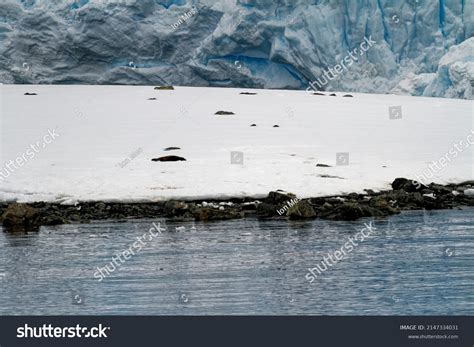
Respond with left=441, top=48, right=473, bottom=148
left=0, top=85, right=472, bottom=203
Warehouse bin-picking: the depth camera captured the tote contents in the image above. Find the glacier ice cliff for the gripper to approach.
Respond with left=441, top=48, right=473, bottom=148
left=423, top=37, right=473, bottom=99
left=0, top=0, right=472, bottom=98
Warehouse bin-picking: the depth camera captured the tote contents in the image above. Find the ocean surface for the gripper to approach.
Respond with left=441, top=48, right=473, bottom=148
left=0, top=209, right=473, bottom=315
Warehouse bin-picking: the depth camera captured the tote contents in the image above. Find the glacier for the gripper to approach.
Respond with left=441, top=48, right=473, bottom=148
left=0, top=0, right=472, bottom=98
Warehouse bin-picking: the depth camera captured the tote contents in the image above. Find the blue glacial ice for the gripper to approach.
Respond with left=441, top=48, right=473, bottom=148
left=0, top=0, right=472, bottom=98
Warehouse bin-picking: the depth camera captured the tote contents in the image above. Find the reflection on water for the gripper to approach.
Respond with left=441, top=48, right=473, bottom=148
left=0, top=208, right=473, bottom=315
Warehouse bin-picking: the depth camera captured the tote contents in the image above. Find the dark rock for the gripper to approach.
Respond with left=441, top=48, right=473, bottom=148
left=346, top=193, right=360, bottom=200
left=455, top=194, right=474, bottom=206
left=259, top=191, right=300, bottom=217
left=151, top=155, right=186, bottom=162
left=321, top=198, right=397, bottom=219
left=369, top=196, right=400, bottom=215
left=326, top=198, right=345, bottom=205
left=164, top=147, right=181, bottom=151
left=0, top=179, right=470, bottom=225
left=313, top=92, right=325, bottom=96
left=94, top=202, right=107, bottom=211
left=163, top=201, right=189, bottom=217
left=148, top=97, right=157, bottom=100
left=241, top=202, right=258, bottom=211
left=392, top=178, right=426, bottom=192
left=40, top=213, right=68, bottom=226
left=320, top=202, right=334, bottom=210
left=266, top=191, right=296, bottom=205
left=455, top=185, right=471, bottom=193
left=240, top=92, right=257, bottom=95
left=192, top=207, right=243, bottom=221
left=387, top=190, right=425, bottom=209
left=256, top=202, right=279, bottom=217
left=24, top=92, right=37, bottom=95
left=273, top=125, right=280, bottom=128
left=343, top=94, right=353, bottom=97
left=322, top=201, right=388, bottom=221
left=287, top=200, right=316, bottom=219
left=2, top=203, right=41, bottom=231
left=308, top=197, right=328, bottom=206
left=323, top=202, right=372, bottom=221
left=154, top=86, right=174, bottom=90
left=329, top=93, right=336, bottom=96
left=458, top=180, right=474, bottom=187
left=428, top=183, right=451, bottom=195
left=419, top=187, right=434, bottom=195
left=0, top=203, right=9, bottom=220
left=69, top=214, right=82, bottom=222
left=250, top=124, right=257, bottom=127
left=316, top=163, right=331, bottom=167
left=215, top=110, right=235, bottom=115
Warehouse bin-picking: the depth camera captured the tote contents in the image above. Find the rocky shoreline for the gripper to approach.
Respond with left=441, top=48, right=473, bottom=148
left=1, top=178, right=473, bottom=232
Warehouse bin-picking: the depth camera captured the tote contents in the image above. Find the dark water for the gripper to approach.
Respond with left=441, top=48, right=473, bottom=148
left=0, top=209, right=473, bottom=315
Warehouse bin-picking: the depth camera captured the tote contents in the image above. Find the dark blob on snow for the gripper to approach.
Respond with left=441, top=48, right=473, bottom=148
left=151, top=156, right=186, bottom=162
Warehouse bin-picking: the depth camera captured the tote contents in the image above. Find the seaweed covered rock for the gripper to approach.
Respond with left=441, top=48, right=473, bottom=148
left=2, top=203, right=41, bottom=231
left=323, top=202, right=372, bottom=221
left=266, top=191, right=296, bottom=205
left=192, top=207, right=243, bottom=221
left=369, top=196, right=400, bottom=215
left=256, top=202, right=279, bottom=217
left=287, top=200, right=316, bottom=219
left=392, top=178, right=426, bottom=192
left=164, top=201, right=189, bottom=216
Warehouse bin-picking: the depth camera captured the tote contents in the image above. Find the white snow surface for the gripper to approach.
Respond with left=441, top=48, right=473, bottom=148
left=0, top=85, right=473, bottom=203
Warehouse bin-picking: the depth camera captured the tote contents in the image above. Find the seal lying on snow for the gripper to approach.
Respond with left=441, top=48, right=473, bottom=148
left=164, top=147, right=181, bottom=151
left=151, top=155, right=186, bottom=162
left=154, top=86, right=174, bottom=90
